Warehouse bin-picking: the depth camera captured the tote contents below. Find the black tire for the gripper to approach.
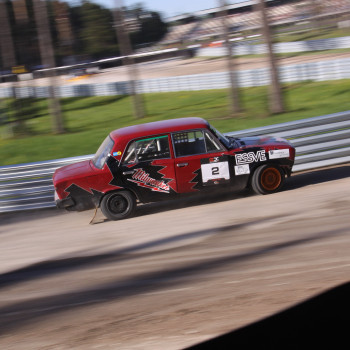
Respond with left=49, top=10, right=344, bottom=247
left=251, top=164, right=284, bottom=195
left=100, top=191, right=136, bottom=220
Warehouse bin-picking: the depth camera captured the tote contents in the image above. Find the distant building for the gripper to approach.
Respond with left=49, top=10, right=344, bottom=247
left=160, top=0, right=350, bottom=46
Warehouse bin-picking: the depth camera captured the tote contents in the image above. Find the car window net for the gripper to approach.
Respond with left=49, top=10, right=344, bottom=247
left=124, top=136, right=170, bottom=163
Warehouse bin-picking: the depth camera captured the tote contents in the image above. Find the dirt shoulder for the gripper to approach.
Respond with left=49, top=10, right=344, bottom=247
left=0, top=166, right=349, bottom=349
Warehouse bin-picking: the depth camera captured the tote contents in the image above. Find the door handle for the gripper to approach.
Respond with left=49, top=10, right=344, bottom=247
left=177, top=162, right=188, bottom=168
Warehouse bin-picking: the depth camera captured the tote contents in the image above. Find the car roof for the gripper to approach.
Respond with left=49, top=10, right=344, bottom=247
left=109, top=117, right=209, bottom=142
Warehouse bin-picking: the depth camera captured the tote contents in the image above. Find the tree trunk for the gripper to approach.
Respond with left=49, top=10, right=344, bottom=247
left=0, top=0, right=18, bottom=136
left=114, top=1, right=144, bottom=119
left=257, top=0, right=284, bottom=114
left=0, top=0, right=17, bottom=71
left=33, top=0, right=64, bottom=133
left=219, top=0, right=242, bottom=115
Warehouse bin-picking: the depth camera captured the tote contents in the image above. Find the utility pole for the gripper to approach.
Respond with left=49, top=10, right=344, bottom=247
left=257, top=0, right=284, bottom=114
left=113, top=0, right=144, bottom=119
left=219, top=0, right=242, bottom=115
left=33, top=0, right=64, bottom=133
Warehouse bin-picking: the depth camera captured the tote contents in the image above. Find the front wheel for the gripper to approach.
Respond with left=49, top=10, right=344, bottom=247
left=251, top=164, right=284, bottom=195
left=100, top=191, right=136, bottom=220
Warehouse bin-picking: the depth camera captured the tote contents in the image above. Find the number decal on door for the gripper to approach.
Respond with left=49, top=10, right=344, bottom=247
left=201, top=161, right=230, bottom=185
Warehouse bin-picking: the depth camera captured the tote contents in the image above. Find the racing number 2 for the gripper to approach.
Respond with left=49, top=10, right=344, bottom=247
left=211, top=166, right=219, bottom=175
left=201, top=161, right=230, bottom=184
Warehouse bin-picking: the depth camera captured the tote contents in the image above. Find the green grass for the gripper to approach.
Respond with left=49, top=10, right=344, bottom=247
left=231, top=48, right=350, bottom=60
left=276, top=27, right=350, bottom=43
left=1, top=79, right=350, bottom=166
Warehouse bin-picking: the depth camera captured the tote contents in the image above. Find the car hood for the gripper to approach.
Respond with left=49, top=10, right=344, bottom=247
left=230, top=135, right=292, bottom=148
left=53, top=160, right=94, bottom=184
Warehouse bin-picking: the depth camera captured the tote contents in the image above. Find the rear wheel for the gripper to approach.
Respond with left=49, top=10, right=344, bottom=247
left=251, top=164, right=284, bottom=195
left=100, top=191, right=136, bottom=220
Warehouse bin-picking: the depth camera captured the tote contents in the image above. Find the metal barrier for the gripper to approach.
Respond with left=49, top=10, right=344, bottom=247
left=1, top=110, right=350, bottom=213
left=1, top=57, right=350, bottom=98
left=198, top=36, right=350, bottom=57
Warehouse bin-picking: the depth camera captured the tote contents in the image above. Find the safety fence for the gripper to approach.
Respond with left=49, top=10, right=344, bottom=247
left=0, top=110, right=350, bottom=213
left=198, top=36, right=350, bottom=57
left=1, top=57, right=350, bottom=99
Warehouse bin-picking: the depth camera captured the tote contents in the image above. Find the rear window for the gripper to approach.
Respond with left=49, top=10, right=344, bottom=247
left=92, top=136, right=114, bottom=169
left=172, top=130, right=223, bottom=157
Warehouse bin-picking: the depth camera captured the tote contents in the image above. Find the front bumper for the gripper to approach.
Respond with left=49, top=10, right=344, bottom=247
left=55, top=195, right=75, bottom=209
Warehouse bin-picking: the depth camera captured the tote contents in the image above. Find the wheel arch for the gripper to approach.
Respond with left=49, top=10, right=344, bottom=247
left=99, top=189, right=137, bottom=220
left=249, top=163, right=285, bottom=195
left=98, top=187, right=139, bottom=207
left=247, top=161, right=288, bottom=186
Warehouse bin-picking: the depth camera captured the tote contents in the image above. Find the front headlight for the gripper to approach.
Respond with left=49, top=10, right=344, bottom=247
left=54, top=190, right=59, bottom=201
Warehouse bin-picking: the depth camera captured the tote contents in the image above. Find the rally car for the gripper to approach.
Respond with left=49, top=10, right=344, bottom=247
left=53, top=117, right=295, bottom=220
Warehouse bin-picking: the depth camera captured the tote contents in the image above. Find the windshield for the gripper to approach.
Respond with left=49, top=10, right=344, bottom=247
left=209, top=125, right=231, bottom=149
left=92, top=135, right=114, bottom=169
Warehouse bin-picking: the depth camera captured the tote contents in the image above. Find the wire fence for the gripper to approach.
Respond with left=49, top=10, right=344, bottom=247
left=1, top=110, right=350, bottom=213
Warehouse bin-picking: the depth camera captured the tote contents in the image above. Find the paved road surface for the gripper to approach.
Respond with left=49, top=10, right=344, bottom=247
left=0, top=165, right=349, bottom=349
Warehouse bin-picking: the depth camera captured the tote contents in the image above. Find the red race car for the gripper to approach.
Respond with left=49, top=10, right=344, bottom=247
left=53, top=117, right=295, bottom=220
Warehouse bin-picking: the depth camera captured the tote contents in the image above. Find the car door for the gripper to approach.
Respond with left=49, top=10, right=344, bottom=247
left=119, top=134, right=177, bottom=202
left=172, top=129, right=230, bottom=193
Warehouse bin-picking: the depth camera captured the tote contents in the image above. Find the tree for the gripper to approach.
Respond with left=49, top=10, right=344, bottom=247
left=11, top=0, right=41, bottom=69
left=129, top=8, right=168, bottom=47
left=78, top=1, right=117, bottom=59
left=2, top=0, right=167, bottom=66
left=0, top=0, right=17, bottom=71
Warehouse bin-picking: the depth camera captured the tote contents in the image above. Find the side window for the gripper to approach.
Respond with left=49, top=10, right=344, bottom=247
left=123, top=135, right=170, bottom=164
left=173, top=131, right=206, bottom=157
left=172, top=130, right=223, bottom=157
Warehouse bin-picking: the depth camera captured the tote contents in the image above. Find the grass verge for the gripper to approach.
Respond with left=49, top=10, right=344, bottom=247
left=1, top=79, right=350, bottom=166
left=276, top=27, right=350, bottom=43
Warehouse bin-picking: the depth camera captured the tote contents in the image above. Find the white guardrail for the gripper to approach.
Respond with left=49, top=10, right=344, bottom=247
left=198, top=36, right=350, bottom=57
left=1, top=110, right=350, bottom=213
left=1, top=57, right=350, bottom=98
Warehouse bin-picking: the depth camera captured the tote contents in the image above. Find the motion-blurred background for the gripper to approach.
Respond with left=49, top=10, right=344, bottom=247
left=1, top=3, right=350, bottom=349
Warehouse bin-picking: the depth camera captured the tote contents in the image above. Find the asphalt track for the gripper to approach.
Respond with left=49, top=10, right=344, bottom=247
left=0, top=164, right=349, bottom=349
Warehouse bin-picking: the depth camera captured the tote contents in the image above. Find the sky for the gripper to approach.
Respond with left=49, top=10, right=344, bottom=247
left=68, top=0, right=245, bottom=19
